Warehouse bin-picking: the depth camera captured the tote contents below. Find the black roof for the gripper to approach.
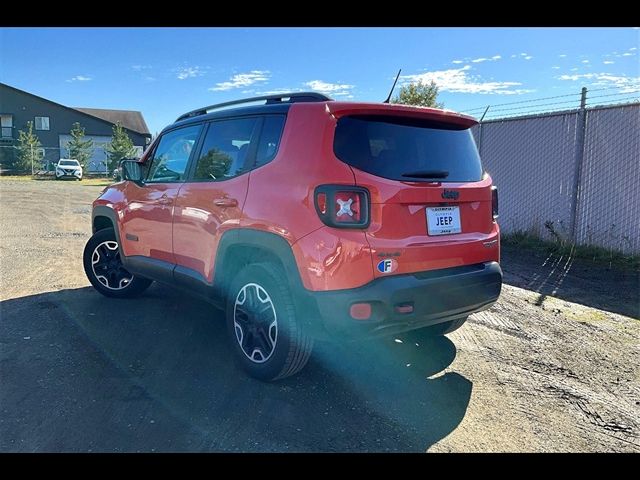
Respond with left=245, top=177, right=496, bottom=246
left=74, top=107, right=150, bottom=136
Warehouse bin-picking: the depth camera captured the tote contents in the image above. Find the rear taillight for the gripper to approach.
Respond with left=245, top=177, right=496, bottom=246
left=314, top=185, right=370, bottom=229
left=491, top=186, right=499, bottom=220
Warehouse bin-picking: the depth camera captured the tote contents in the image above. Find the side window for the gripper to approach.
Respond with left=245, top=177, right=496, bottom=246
left=146, top=125, right=201, bottom=182
left=193, top=117, right=259, bottom=181
left=255, top=115, right=286, bottom=168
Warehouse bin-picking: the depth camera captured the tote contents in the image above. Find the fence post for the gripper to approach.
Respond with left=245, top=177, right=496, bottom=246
left=569, top=87, right=588, bottom=243
left=477, top=105, right=490, bottom=156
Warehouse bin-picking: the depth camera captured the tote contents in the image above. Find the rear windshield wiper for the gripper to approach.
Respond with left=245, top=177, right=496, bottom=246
left=401, top=170, right=449, bottom=179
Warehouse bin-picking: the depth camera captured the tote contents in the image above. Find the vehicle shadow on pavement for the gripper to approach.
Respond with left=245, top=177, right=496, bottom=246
left=0, top=284, right=471, bottom=452
left=501, top=245, right=639, bottom=319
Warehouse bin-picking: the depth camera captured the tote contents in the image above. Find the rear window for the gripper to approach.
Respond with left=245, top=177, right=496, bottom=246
left=333, top=115, right=483, bottom=182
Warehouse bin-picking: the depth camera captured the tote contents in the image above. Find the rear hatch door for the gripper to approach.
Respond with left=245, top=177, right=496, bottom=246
left=332, top=112, right=497, bottom=278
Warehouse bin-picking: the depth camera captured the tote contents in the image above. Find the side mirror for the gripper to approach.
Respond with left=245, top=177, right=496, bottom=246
left=120, top=159, right=144, bottom=184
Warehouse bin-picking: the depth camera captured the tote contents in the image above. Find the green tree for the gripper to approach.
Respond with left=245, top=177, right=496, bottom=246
left=67, top=122, right=94, bottom=168
left=392, top=80, right=444, bottom=108
left=105, top=122, right=136, bottom=170
left=16, top=121, right=42, bottom=173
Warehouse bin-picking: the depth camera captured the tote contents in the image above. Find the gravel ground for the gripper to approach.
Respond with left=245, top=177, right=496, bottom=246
left=1, top=179, right=638, bottom=452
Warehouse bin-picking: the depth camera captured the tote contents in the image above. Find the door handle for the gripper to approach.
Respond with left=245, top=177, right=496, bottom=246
left=158, top=194, right=173, bottom=205
left=213, top=198, right=238, bottom=208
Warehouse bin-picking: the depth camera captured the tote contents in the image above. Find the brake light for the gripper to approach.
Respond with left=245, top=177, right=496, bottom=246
left=491, top=186, right=499, bottom=220
left=314, top=185, right=370, bottom=229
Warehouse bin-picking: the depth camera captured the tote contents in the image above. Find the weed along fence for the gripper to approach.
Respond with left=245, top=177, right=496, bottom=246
left=471, top=100, right=640, bottom=255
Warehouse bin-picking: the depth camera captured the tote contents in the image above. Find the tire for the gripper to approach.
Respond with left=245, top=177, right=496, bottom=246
left=83, top=228, right=152, bottom=298
left=226, top=263, right=314, bottom=381
left=426, top=316, right=468, bottom=336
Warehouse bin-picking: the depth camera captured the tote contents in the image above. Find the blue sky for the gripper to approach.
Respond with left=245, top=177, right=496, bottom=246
left=1, top=27, right=638, bottom=134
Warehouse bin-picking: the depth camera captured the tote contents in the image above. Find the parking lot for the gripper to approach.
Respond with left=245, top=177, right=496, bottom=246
left=0, top=179, right=638, bottom=452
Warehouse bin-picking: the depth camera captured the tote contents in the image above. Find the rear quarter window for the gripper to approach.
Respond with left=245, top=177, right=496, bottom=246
left=333, top=115, right=483, bottom=182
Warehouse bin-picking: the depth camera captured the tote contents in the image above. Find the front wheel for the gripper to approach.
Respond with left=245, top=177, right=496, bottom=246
left=226, top=263, right=314, bottom=381
left=83, top=228, right=152, bottom=298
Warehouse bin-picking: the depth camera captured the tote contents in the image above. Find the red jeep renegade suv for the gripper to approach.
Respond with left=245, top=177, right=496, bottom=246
left=83, top=92, right=502, bottom=381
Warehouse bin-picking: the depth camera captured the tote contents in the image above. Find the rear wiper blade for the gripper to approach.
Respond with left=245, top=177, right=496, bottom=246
left=401, top=170, right=449, bottom=179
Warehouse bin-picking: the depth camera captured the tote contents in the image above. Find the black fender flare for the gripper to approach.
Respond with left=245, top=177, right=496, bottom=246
left=213, top=228, right=305, bottom=292
left=92, top=206, right=122, bottom=247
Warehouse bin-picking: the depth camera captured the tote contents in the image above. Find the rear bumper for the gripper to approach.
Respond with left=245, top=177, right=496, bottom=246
left=303, top=261, right=502, bottom=339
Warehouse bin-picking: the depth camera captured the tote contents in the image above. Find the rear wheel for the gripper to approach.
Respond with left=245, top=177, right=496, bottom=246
left=83, top=228, right=152, bottom=298
left=226, top=263, right=313, bottom=381
left=423, top=316, right=468, bottom=336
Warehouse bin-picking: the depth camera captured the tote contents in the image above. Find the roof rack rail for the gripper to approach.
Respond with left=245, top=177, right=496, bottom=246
left=175, top=92, right=333, bottom=122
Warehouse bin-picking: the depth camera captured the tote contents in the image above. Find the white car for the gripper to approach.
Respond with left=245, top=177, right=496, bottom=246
left=55, top=159, right=83, bottom=180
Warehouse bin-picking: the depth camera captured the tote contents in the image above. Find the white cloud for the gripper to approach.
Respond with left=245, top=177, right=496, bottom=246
left=510, top=54, right=517, bottom=58
left=66, top=75, right=92, bottom=82
left=470, top=55, right=501, bottom=63
left=552, top=66, right=560, bottom=69
left=305, top=80, right=354, bottom=96
left=452, top=60, right=464, bottom=64
left=177, top=66, right=205, bottom=80
left=609, top=48, right=637, bottom=58
left=557, top=72, right=640, bottom=93
left=558, top=74, right=589, bottom=81
left=558, top=54, right=567, bottom=58
left=256, top=88, right=302, bottom=95
left=582, top=60, right=590, bottom=64
left=401, top=66, right=533, bottom=95
left=603, top=60, right=615, bottom=65
left=523, top=55, right=533, bottom=60
left=209, top=70, right=270, bottom=91
left=132, top=65, right=152, bottom=71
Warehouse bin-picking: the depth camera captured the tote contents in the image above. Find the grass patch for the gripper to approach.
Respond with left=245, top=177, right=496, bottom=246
left=0, top=175, right=33, bottom=181
left=0, top=175, right=112, bottom=186
left=503, top=231, right=640, bottom=271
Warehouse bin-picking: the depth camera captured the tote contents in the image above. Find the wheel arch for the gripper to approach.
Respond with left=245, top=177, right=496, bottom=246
left=92, top=206, right=122, bottom=247
left=214, top=229, right=305, bottom=296
left=214, top=228, right=325, bottom=341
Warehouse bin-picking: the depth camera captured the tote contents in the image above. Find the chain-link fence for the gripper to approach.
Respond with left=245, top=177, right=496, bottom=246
left=0, top=145, right=143, bottom=176
left=471, top=101, right=640, bottom=254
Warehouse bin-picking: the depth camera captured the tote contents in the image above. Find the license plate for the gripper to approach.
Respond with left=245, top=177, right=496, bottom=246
left=426, top=206, right=461, bottom=235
